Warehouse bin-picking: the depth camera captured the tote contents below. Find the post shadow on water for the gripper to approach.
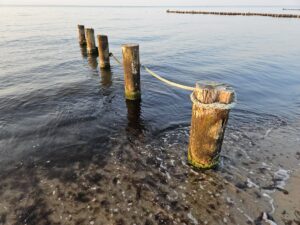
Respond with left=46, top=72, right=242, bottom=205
left=126, top=99, right=145, bottom=138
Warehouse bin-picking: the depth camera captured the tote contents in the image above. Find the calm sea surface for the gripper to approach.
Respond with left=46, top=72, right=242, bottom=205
left=0, top=5, right=300, bottom=225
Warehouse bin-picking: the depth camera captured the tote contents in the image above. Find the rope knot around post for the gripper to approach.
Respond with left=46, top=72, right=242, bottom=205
left=188, top=81, right=236, bottom=169
left=190, top=82, right=236, bottom=110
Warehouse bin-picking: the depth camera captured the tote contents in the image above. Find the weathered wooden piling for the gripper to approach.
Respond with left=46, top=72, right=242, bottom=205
left=78, top=25, right=86, bottom=45
left=85, top=28, right=97, bottom=55
left=188, top=82, right=235, bottom=169
left=122, top=44, right=141, bottom=100
left=97, top=35, right=110, bottom=69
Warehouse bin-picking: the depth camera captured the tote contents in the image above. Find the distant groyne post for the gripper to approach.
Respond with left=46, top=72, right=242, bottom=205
left=77, top=25, right=86, bottom=46
left=97, top=35, right=110, bottom=69
left=188, top=82, right=235, bottom=169
left=85, top=28, right=98, bottom=55
left=122, top=44, right=141, bottom=100
left=166, top=9, right=300, bottom=19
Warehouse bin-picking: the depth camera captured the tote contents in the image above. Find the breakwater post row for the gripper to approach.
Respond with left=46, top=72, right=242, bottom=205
left=166, top=9, right=300, bottom=19
left=77, top=25, right=235, bottom=169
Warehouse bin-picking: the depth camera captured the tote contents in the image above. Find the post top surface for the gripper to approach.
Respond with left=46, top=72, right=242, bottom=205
left=122, top=44, right=139, bottom=49
left=193, top=81, right=235, bottom=105
left=195, top=81, right=232, bottom=91
left=85, top=28, right=94, bottom=31
left=97, top=34, right=108, bottom=38
left=78, top=24, right=84, bottom=28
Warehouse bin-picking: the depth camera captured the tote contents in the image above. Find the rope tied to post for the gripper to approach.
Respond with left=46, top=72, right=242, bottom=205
left=109, top=52, right=237, bottom=108
left=142, top=65, right=195, bottom=91
left=190, top=82, right=236, bottom=109
left=109, top=53, right=122, bottom=65
left=78, top=28, right=237, bottom=169
left=109, top=52, right=195, bottom=91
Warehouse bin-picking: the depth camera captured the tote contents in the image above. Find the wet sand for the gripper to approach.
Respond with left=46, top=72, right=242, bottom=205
left=0, top=122, right=299, bottom=225
left=273, top=169, right=300, bottom=225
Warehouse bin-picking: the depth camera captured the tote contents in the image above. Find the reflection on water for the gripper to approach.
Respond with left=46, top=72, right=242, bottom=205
left=100, top=68, right=113, bottom=87
left=79, top=44, right=88, bottom=58
left=87, top=55, right=98, bottom=70
left=126, top=99, right=144, bottom=137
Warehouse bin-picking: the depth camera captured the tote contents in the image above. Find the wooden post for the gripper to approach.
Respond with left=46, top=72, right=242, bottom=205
left=122, top=44, right=141, bottom=100
left=188, top=82, right=235, bottom=169
left=97, top=35, right=110, bottom=69
left=126, top=99, right=143, bottom=135
left=78, top=25, right=86, bottom=45
left=85, top=28, right=97, bottom=55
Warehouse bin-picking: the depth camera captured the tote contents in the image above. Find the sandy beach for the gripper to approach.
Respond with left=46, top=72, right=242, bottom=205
left=273, top=169, right=300, bottom=225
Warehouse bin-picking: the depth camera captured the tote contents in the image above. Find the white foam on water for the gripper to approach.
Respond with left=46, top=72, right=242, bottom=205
left=264, top=128, right=273, bottom=138
left=262, top=193, right=275, bottom=214
left=274, top=168, right=290, bottom=189
left=236, top=207, right=253, bottom=223
left=187, top=212, right=199, bottom=225
left=262, top=212, right=278, bottom=225
left=246, top=178, right=259, bottom=188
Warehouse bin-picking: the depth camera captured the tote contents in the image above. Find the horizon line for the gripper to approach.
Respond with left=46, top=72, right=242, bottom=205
left=1, top=4, right=300, bottom=7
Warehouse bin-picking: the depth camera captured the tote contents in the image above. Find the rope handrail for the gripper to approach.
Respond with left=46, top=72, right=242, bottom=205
left=109, top=53, right=195, bottom=91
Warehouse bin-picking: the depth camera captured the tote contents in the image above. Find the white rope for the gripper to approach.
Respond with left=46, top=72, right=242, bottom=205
left=109, top=53, right=237, bottom=110
left=109, top=53, right=195, bottom=91
left=142, top=65, right=195, bottom=91
left=190, top=92, right=236, bottom=110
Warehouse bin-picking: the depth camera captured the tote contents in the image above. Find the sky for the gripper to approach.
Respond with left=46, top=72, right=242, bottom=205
left=0, top=0, right=299, bottom=6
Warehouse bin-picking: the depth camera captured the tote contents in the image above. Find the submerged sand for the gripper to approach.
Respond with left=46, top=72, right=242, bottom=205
left=0, top=122, right=299, bottom=225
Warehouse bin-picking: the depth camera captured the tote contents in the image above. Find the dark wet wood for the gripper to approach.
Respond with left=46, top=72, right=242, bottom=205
left=122, top=44, right=141, bottom=100
left=97, top=35, right=110, bottom=69
left=77, top=25, right=86, bottom=45
left=85, top=28, right=97, bottom=55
